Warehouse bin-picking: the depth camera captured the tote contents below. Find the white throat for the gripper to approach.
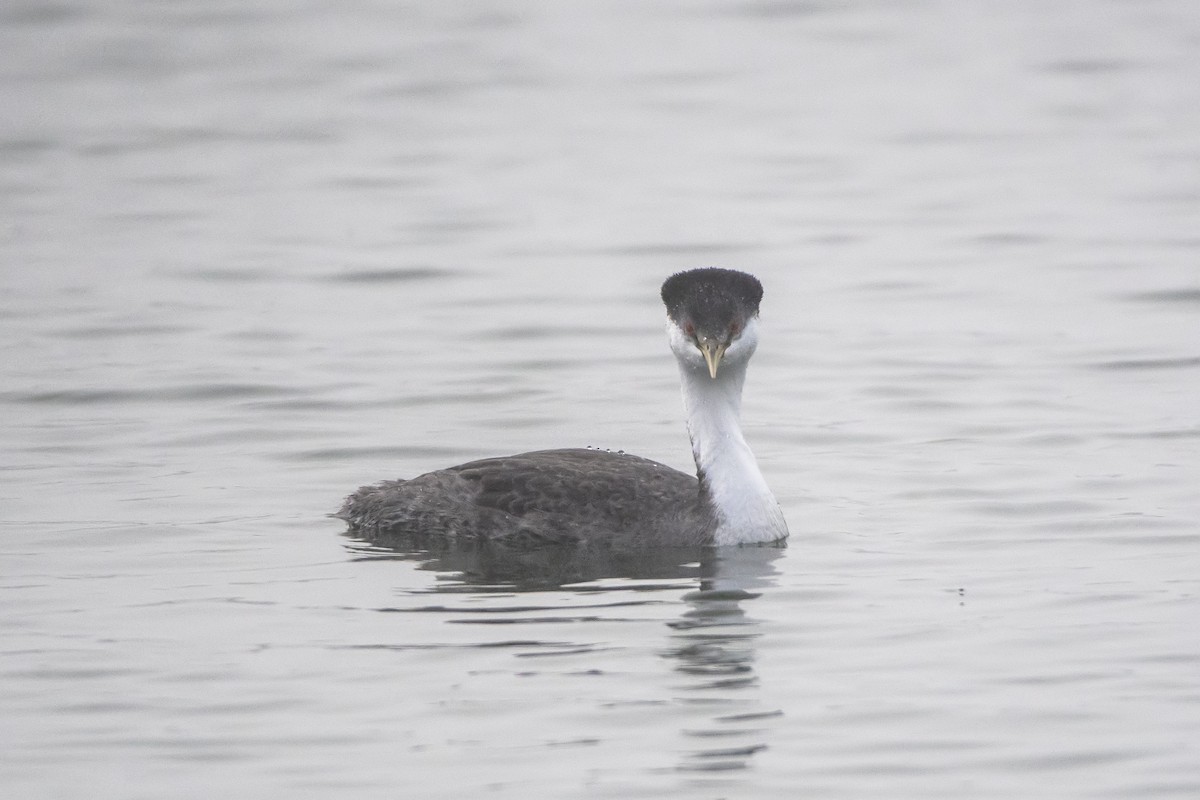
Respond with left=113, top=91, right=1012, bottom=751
left=668, top=318, right=789, bottom=545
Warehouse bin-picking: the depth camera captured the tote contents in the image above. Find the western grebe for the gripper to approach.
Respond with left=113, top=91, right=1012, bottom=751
left=337, top=267, right=788, bottom=547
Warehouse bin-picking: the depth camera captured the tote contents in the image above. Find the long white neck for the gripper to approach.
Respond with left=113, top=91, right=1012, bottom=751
left=669, top=320, right=789, bottom=546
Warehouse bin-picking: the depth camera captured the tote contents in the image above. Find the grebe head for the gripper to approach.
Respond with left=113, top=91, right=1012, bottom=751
left=662, top=268, right=763, bottom=379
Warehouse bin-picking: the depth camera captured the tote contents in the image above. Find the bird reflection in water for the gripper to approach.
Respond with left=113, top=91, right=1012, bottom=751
left=668, top=545, right=785, bottom=774
left=344, top=531, right=785, bottom=775
left=345, top=529, right=713, bottom=591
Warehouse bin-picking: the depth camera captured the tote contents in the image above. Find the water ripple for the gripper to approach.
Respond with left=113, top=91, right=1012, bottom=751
left=1091, top=355, right=1200, bottom=371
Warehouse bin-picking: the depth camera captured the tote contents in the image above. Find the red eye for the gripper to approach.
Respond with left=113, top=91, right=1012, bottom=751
left=729, top=322, right=741, bottom=336
left=684, top=322, right=696, bottom=337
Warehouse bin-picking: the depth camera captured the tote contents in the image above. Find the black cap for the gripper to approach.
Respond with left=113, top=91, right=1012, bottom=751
left=660, top=268, right=763, bottom=336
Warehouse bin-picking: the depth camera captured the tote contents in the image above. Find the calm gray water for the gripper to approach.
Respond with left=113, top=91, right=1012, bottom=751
left=2, top=1, right=1198, bottom=797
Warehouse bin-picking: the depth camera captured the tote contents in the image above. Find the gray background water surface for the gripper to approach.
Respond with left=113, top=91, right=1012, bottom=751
left=2, top=2, right=1198, bottom=798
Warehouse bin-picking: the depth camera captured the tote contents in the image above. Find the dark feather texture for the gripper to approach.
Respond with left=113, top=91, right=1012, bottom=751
left=338, top=448, right=715, bottom=547
left=661, top=268, right=762, bottom=338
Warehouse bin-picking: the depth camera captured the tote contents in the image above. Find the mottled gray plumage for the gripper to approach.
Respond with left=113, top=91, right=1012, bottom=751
left=337, top=448, right=715, bottom=547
